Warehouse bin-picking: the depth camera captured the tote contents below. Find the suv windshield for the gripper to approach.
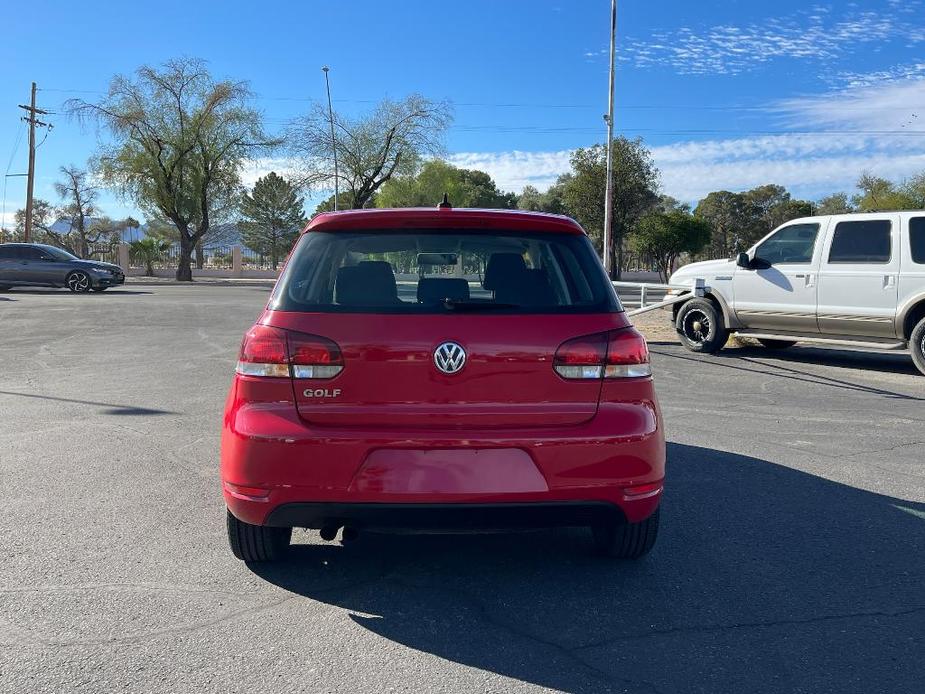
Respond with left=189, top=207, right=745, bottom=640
left=270, top=229, right=620, bottom=314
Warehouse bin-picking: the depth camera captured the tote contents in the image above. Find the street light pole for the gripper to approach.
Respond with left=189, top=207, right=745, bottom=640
left=602, top=0, right=617, bottom=277
left=321, top=66, right=339, bottom=211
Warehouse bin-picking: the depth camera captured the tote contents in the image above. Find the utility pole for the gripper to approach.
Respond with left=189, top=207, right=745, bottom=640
left=602, top=0, right=617, bottom=277
left=321, top=66, right=339, bottom=211
left=18, top=82, right=51, bottom=243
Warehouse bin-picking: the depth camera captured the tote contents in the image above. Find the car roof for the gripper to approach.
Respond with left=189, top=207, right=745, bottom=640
left=0, top=242, right=55, bottom=249
left=305, top=208, right=586, bottom=235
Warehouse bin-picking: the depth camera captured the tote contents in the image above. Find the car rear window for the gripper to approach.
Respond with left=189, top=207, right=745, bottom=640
left=270, top=229, right=620, bottom=314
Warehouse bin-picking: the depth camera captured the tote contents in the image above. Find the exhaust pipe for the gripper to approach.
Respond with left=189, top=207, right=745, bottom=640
left=319, top=525, right=339, bottom=541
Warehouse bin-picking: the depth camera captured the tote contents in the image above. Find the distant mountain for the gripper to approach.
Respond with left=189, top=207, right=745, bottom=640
left=48, top=218, right=242, bottom=247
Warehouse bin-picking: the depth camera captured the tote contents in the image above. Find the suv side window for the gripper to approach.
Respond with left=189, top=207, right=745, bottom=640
left=754, top=224, right=819, bottom=265
left=828, top=220, right=892, bottom=264
left=910, top=217, right=925, bottom=265
left=0, top=246, right=19, bottom=259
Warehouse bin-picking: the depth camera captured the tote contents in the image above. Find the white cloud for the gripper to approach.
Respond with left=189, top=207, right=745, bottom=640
left=447, top=150, right=572, bottom=192
left=239, top=78, right=925, bottom=206
left=616, top=4, right=925, bottom=75
left=776, top=78, right=925, bottom=131
left=239, top=157, right=302, bottom=188
left=459, top=77, right=925, bottom=203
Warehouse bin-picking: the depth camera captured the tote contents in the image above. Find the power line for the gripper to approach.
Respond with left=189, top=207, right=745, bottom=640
left=37, top=85, right=925, bottom=113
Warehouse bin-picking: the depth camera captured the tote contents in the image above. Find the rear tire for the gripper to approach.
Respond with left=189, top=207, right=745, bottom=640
left=911, top=317, right=925, bottom=376
left=676, top=298, right=728, bottom=353
left=757, top=339, right=797, bottom=350
left=226, top=510, right=291, bottom=562
left=592, top=508, right=659, bottom=559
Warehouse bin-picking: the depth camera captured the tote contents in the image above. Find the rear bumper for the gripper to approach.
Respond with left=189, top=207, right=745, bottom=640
left=221, top=379, right=665, bottom=527
left=263, top=501, right=627, bottom=530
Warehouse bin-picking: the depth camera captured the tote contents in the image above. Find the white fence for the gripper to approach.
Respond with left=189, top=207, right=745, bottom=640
left=613, top=279, right=705, bottom=317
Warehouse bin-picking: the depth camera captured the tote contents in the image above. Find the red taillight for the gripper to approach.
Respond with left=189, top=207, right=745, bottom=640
left=554, top=328, right=651, bottom=380
left=553, top=333, right=607, bottom=379
left=288, top=333, right=343, bottom=379
left=237, top=325, right=289, bottom=377
left=604, top=328, right=651, bottom=378
left=235, top=325, right=344, bottom=379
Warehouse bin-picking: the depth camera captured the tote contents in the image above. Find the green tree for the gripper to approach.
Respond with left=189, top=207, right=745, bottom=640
left=654, top=195, right=691, bottom=214
left=288, top=94, right=452, bottom=209
left=516, top=182, right=567, bottom=214
left=376, top=160, right=515, bottom=209
left=558, top=138, right=659, bottom=278
left=130, top=237, right=171, bottom=276
left=68, top=58, right=274, bottom=281
left=13, top=199, right=55, bottom=242
left=629, top=211, right=712, bottom=281
left=516, top=185, right=545, bottom=211
left=735, top=185, right=812, bottom=249
left=853, top=172, right=924, bottom=211
left=694, top=191, right=749, bottom=258
left=54, top=165, right=138, bottom=258
left=239, top=172, right=305, bottom=269
left=903, top=172, right=925, bottom=207
left=313, top=190, right=366, bottom=216
left=816, top=192, right=854, bottom=215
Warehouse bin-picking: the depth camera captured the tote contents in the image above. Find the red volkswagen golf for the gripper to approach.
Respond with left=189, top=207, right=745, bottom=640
left=221, top=205, right=665, bottom=561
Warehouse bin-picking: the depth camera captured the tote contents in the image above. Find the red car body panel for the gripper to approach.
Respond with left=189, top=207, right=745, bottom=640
left=221, top=208, right=665, bottom=531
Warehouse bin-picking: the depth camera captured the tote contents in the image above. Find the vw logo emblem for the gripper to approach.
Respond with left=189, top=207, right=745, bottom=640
left=434, top=341, right=467, bottom=375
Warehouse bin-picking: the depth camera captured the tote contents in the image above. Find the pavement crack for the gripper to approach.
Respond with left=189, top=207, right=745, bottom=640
left=571, top=605, right=925, bottom=652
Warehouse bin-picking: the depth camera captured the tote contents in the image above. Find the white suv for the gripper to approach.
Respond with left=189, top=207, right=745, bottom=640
left=668, top=211, right=925, bottom=375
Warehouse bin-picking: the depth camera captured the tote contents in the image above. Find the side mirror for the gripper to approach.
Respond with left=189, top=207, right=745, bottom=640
left=736, top=252, right=751, bottom=269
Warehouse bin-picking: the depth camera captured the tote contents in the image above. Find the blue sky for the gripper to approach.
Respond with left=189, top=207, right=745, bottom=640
left=2, top=0, right=925, bottom=225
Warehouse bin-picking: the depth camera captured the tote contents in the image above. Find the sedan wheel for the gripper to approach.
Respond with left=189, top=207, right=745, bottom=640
left=66, top=271, right=91, bottom=293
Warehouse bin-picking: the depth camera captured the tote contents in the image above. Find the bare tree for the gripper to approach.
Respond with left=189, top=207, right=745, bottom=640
left=287, top=94, right=452, bottom=209
left=67, top=58, right=275, bottom=280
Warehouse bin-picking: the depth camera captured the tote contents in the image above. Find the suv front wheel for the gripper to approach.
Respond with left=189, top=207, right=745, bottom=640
left=911, top=316, right=925, bottom=376
left=677, top=298, right=728, bottom=353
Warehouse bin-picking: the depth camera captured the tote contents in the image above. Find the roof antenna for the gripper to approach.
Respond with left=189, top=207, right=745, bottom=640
left=437, top=193, right=452, bottom=210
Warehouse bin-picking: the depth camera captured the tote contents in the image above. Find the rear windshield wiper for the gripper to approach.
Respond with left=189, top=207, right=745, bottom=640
left=440, top=299, right=521, bottom=311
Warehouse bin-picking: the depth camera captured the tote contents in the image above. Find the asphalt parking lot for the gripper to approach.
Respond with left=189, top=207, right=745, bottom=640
left=1, top=285, right=922, bottom=694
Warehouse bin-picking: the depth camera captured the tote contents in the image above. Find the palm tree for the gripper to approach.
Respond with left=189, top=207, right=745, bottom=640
left=130, top=237, right=171, bottom=276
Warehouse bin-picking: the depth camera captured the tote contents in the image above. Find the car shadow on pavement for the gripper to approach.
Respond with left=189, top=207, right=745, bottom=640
left=0, top=390, right=177, bottom=415
left=249, top=443, right=925, bottom=694
left=730, top=343, right=919, bottom=376
left=652, top=348, right=924, bottom=402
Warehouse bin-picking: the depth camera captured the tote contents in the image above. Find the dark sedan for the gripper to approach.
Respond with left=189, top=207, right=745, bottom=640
left=0, top=243, right=125, bottom=292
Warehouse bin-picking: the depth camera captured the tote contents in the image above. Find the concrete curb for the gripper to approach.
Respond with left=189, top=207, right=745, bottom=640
left=125, top=278, right=276, bottom=287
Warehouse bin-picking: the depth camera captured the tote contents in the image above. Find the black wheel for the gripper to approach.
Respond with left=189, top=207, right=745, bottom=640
left=592, top=508, right=660, bottom=559
left=911, top=316, right=925, bottom=376
left=226, top=510, right=291, bottom=562
left=65, top=271, right=91, bottom=293
left=676, top=298, right=728, bottom=353
left=91, top=287, right=109, bottom=292
left=757, top=339, right=797, bottom=350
